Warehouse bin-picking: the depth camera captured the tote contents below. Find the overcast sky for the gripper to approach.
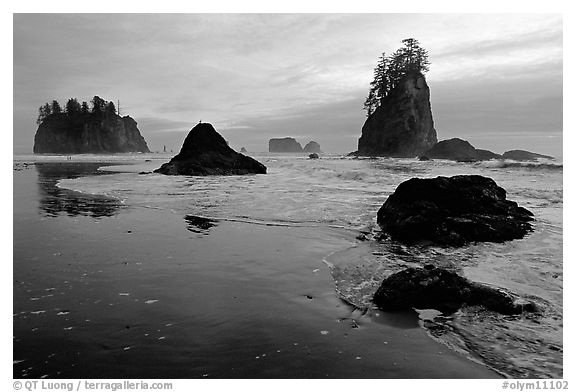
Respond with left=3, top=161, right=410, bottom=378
left=13, top=13, right=562, bottom=155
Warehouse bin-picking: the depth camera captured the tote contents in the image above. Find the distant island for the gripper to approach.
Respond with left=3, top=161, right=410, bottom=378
left=269, top=137, right=322, bottom=153
left=33, top=96, right=150, bottom=154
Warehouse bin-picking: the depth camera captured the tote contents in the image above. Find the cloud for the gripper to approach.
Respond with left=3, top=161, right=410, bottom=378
left=435, top=27, right=562, bottom=60
left=136, top=117, right=193, bottom=133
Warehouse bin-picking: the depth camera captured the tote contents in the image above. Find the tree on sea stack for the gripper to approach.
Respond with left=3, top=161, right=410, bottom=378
left=51, top=100, right=62, bottom=114
left=105, top=101, right=117, bottom=116
left=363, top=38, right=430, bottom=116
left=36, top=103, right=52, bottom=124
left=91, top=96, right=106, bottom=115
left=81, top=101, right=90, bottom=115
left=65, top=98, right=81, bottom=116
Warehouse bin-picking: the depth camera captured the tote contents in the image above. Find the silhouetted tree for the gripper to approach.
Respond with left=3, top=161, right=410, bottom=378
left=81, top=101, right=90, bottom=115
left=65, top=98, right=82, bottom=115
left=364, top=52, right=390, bottom=116
left=363, top=89, right=377, bottom=116
left=37, top=103, right=52, bottom=124
left=400, top=38, right=430, bottom=73
left=105, top=101, right=116, bottom=115
left=364, top=38, right=430, bottom=115
left=91, top=96, right=106, bottom=114
left=51, top=100, right=62, bottom=114
left=37, top=96, right=121, bottom=124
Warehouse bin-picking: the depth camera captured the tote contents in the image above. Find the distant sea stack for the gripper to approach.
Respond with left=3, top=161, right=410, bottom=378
left=154, top=123, right=266, bottom=176
left=357, top=72, right=437, bottom=157
left=269, top=137, right=303, bottom=153
left=303, top=141, right=322, bottom=153
left=33, top=96, right=150, bottom=154
left=502, top=150, right=554, bottom=161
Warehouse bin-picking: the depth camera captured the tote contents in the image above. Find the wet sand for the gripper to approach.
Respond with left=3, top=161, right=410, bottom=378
left=13, top=161, right=500, bottom=378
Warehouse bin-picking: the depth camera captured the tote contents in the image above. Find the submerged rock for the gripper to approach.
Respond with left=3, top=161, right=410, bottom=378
left=373, top=265, right=535, bottom=315
left=303, top=141, right=322, bottom=153
left=154, top=123, right=266, bottom=176
left=377, top=175, right=534, bottom=246
left=357, top=72, right=437, bottom=157
left=269, top=137, right=303, bottom=152
left=503, top=150, right=554, bottom=161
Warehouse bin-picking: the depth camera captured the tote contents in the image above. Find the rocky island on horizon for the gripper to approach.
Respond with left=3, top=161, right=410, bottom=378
left=33, top=96, right=150, bottom=154
left=269, top=137, right=322, bottom=153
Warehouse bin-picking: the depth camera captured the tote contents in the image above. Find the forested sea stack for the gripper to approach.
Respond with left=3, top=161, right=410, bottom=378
left=357, top=39, right=437, bottom=157
left=154, top=122, right=266, bottom=176
left=33, top=96, right=150, bottom=154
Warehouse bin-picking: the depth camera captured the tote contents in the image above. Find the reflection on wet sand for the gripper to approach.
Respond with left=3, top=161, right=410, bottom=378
left=35, top=162, right=122, bottom=218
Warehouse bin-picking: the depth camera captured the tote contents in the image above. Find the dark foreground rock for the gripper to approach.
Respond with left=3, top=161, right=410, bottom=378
left=503, top=150, right=554, bottom=161
left=377, top=175, right=534, bottom=246
left=154, top=123, right=266, bottom=176
left=269, top=137, right=303, bottom=152
left=423, top=138, right=501, bottom=162
left=308, top=153, right=319, bottom=159
left=357, top=72, right=437, bottom=157
left=373, top=265, right=536, bottom=315
left=303, top=141, right=322, bottom=153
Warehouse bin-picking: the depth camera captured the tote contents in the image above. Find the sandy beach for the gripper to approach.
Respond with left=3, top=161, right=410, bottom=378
left=13, top=160, right=500, bottom=378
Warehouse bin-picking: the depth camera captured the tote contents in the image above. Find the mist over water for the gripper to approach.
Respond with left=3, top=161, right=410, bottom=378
left=16, top=153, right=562, bottom=378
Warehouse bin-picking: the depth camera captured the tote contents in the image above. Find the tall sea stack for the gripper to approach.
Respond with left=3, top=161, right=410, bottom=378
left=357, top=72, right=437, bottom=157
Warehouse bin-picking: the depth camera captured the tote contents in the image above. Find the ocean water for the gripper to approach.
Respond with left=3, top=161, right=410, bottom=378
left=13, top=153, right=562, bottom=378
